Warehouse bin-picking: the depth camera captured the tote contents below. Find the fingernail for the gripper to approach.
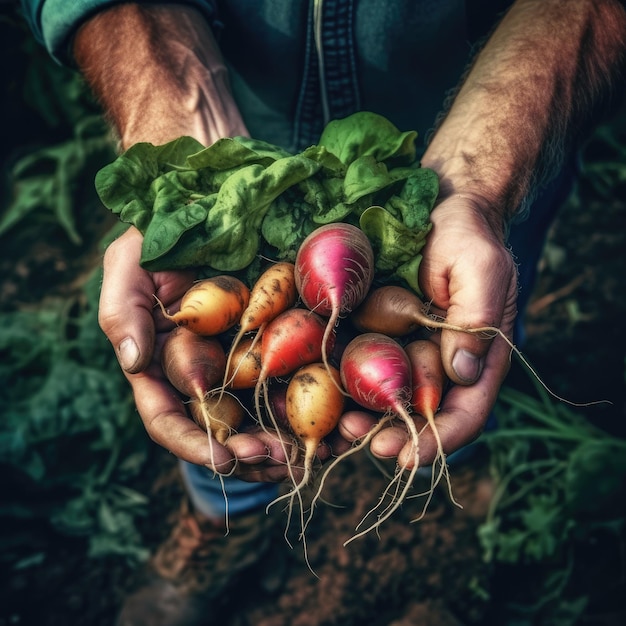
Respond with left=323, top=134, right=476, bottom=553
left=118, top=336, right=140, bottom=372
left=452, top=349, right=482, bottom=383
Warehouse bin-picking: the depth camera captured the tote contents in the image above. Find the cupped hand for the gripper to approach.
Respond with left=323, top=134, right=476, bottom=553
left=98, top=226, right=299, bottom=481
left=336, top=195, right=519, bottom=467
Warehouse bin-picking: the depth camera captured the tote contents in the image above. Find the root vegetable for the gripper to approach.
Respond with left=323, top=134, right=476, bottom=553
left=294, top=223, right=374, bottom=380
left=339, top=332, right=422, bottom=542
left=224, top=335, right=262, bottom=389
left=405, top=339, right=457, bottom=511
left=285, top=362, right=345, bottom=487
left=223, top=262, right=297, bottom=388
left=157, top=275, right=250, bottom=336
left=189, top=391, right=245, bottom=444
left=161, top=326, right=235, bottom=464
left=270, top=362, right=345, bottom=571
left=161, top=326, right=227, bottom=399
left=258, top=307, right=333, bottom=382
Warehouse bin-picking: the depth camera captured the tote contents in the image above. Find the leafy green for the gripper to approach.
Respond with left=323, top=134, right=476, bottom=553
left=479, top=372, right=626, bottom=624
left=0, top=270, right=150, bottom=563
left=0, top=115, right=115, bottom=244
left=95, top=111, right=439, bottom=290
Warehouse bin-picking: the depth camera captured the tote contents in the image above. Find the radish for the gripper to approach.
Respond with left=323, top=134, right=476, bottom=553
left=269, top=362, right=345, bottom=566
left=222, top=262, right=297, bottom=390
left=189, top=390, right=245, bottom=444
left=160, top=326, right=231, bottom=463
left=351, top=283, right=509, bottom=339
left=224, top=334, right=262, bottom=389
left=161, top=326, right=227, bottom=401
left=405, top=339, right=457, bottom=512
left=338, top=332, right=423, bottom=542
left=258, top=307, right=334, bottom=382
left=156, top=275, right=250, bottom=336
left=286, top=362, right=345, bottom=488
left=294, top=223, right=374, bottom=382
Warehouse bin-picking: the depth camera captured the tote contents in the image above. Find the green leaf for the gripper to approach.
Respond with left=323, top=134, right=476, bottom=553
left=94, top=112, right=439, bottom=289
left=318, top=111, right=418, bottom=165
left=141, top=154, right=322, bottom=271
left=95, top=137, right=205, bottom=229
left=185, top=135, right=288, bottom=170
left=359, top=204, right=432, bottom=291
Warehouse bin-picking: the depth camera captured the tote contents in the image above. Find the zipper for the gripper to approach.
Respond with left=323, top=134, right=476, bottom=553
left=313, top=0, right=331, bottom=125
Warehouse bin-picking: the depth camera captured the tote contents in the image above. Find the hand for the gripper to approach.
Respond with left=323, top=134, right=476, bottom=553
left=99, top=226, right=300, bottom=481
left=336, top=194, right=519, bottom=467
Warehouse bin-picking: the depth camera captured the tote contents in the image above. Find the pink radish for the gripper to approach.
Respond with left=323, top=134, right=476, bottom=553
left=338, top=332, right=422, bottom=542
left=294, top=223, right=374, bottom=380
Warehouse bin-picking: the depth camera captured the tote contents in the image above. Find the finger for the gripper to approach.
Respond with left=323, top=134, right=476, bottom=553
left=99, top=227, right=194, bottom=373
left=441, top=241, right=517, bottom=385
left=419, top=205, right=518, bottom=386
left=228, top=429, right=290, bottom=466
left=336, top=410, right=380, bottom=442
left=99, top=230, right=157, bottom=373
left=233, top=463, right=292, bottom=483
left=129, top=368, right=237, bottom=472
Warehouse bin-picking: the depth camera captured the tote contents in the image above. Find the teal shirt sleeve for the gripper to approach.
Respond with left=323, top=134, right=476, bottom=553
left=19, top=0, right=219, bottom=65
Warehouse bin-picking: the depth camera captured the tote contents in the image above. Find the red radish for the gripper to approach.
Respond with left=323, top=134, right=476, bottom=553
left=253, top=307, right=335, bottom=483
left=294, top=223, right=374, bottom=381
left=189, top=391, right=245, bottom=444
left=338, top=332, right=422, bottom=542
left=258, top=307, right=334, bottom=381
left=405, top=339, right=456, bottom=508
left=222, top=262, right=297, bottom=389
left=406, top=339, right=447, bottom=420
left=156, top=275, right=250, bottom=336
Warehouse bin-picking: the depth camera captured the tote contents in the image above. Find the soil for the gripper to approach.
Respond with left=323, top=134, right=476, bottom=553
left=1, top=7, right=625, bottom=626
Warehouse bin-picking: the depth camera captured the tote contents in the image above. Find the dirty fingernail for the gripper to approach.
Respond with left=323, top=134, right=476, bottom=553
left=118, top=336, right=140, bottom=372
left=452, top=349, right=482, bottom=383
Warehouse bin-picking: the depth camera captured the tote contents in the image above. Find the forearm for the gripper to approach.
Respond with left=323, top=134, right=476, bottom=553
left=72, top=3, right=247, bottom=150
left=422, top=0, right=626, bottom=229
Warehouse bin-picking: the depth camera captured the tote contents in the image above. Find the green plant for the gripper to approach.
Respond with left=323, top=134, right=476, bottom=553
left=480, top=372, right=626, bottom=625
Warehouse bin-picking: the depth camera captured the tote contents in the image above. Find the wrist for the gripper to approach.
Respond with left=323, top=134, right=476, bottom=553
left=73, top=3, right=248, bottom=150
left=421, top=101, right=533, bottom=228
left=427, top=191, right=509, bottom=246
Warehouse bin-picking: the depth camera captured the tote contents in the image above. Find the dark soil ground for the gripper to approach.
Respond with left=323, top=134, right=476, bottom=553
left=1, top=6, right=625, bottom=626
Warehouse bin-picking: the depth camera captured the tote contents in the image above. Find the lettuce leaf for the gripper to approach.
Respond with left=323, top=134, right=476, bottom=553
left=94, top=111, right=439, bottom=291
